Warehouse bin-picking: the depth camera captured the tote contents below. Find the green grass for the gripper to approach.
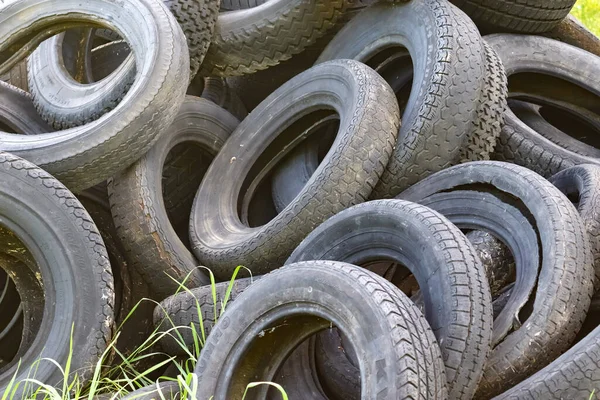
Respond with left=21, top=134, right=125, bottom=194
left=3, top=267, right=287, bottom=399
left=572, top=0, right=600, bottom=37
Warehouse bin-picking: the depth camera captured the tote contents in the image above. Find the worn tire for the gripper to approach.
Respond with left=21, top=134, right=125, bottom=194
left=187, top=76, right=247, bottom=121
left=0, top=0, right=189, bottom=191
left=489, top=34, right=600, bottom=179
left=286, top=200, right=492, bottom=400
left=121, top=381, right=180, bottom=400
left=550, top=164, right=600, bottom=292
left=153, top=277, right=257, bottom=356
left=189, top=60, right=400, bottom=280
left=108, top=97, right=239, bottom=299
left=316, top=0, right=499, bottom=198
left=194, top=261, right=448, bottom=399
left=199, top=0, right=346, bottom=77
left=27, top=0, right=216, bottom=129
left=544, top=14, right=600, bottom=58
left=0, top=81, right=51, bottom=134
left=0, top=152, right=114, bottom=396
left=400, top=161, right=594, bottom=398
left=449, top=0, right=576, bottom=33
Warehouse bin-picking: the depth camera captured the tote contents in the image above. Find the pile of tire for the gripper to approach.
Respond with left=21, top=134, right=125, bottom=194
left=1, top=0, right=600, bottom=398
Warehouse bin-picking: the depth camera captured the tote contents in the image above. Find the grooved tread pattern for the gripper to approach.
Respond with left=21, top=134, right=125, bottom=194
left=550, top=165, right=600, bottom=292
left=0, top=151, right=114, bottom=386
left=153, top=277, right=257, bottom=356
left=461, top=41, right=507, bottom=162
left=190, top=60, right=400, bottom=278
left=450, top=0, right=576, bottom=33
left=371, top=0, right=488, bottom=198
left=200, top=0, right=347, bottom=77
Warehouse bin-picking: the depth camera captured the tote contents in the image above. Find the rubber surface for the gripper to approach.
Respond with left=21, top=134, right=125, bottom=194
left=0, top=81, right=51, bottom=134
left=0, top=152, right=114, bottom=396
left=193, top=261, right=448, bottom=399
left=199, top=0, right=347, bottom=76
left=317, top=0, right=499, bottom=198
left=489, top=34, right=600, bottom=179
left=286, top=199, right=492, bottom=400
left=0, top=0, right=190, bottom=192
left=400, top=161, right=594, bottom=398
left=189, top=60, right=399, bottom=280
left=450, top=0, right=576, bottom=33
left=108, top=97, right=239, bottom=299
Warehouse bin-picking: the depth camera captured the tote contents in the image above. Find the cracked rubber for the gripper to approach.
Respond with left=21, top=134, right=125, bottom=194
left=286, top=199, right=492, bottom=400
left=189, top=60, right=400, bottom=280
left=489, top=34, right=600, bottom=179
left=0, top=0, right=190, bottom=192
left=0, top=152, right=114, bottom=397
left=108, top=97, right=239, bottom=299
left=316, top=0, right=499, bottom=198
left=193, top=261, right=448, bottom=399
left=399, top=161, right=594, bottom=398
left=550, top=164, right=600, bottom=292
left=450, top=0, right=576, bottom=33
left=199, top=0, right=347, bottom=77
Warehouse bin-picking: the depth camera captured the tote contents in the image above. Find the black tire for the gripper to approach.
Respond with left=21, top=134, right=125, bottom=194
left=27, top=0, right=217, bottom=129
left=0, top=60, right=28, bottom=92
left=286, top=200, right=492, bottom=400
left=0, top=0, right=189, bottom=192
left=494, top=323, right=600, bottom=399
left=507, top=99, right=600, bottom=160
left=219, top=0, right=266, bottom=10
left=449, top=0, right=576, bottom=33
left=153, top=277, right=257, bottom=357
left=465, top=230, right=516, bottom=297
left=194, top=261, right=448, bottom=399
left=187, top=76, right=248, bottom=121
left=489, top=34, right=600, bottom=179
left=316, top=0, right=503, bottom=198
left=199, top=0, right=346, bottom=77
left=108, top=97, right=239, bottom=299
left=550, top=165, right=600, bottom=292
left=78, top=187, right=154, bottom=362
left=544, top=14, right=600, bottom=58
left=90, top=40, right=131, bottom=82
left=0, top=152, right=114, bottom=396
left=0, top=81, right=51, bottom=134
left=399, top=161, right=594, bottom=398
left=189, top=60, right=400, bottom=280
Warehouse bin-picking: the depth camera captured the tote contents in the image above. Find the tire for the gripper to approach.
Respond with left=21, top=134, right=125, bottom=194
left=0, top=0, right=189, bottom=192
left=399, top=161, right=594, bottom=398
left=78, top=186, right=154, bottom=362
left=219, top=0, right=266, bottom=10
left=189, top=60, right=400, bottom=280
left=316, top=0, right=502, bottom=198
left=286, top=200, right=492, bottom=400
left=199, top=0, right=347, bottom=77
left=507, top=99, right=600, bottom=160
left=27, top=0, right=216, bottom=130
left=494, top=323, right=600, bottom=399
left=489, top=34, right=600, bottom=179
left=154, top=277, right=257, bottom=356
left=465, top=230, right=516, bottom=297
left=550, top=165, right=600, bottom=292
left=108, top=97, right=239, bottom=299
left=187, top=76, right=248, bottom=121
left=0, top=60, right=28, bottom=92
left=0, top=81, right=51, bottom=134
left=449, top=0, right=576, bottom=33
left=0, top=152, right=114, bottom=396
left=414, top=190, right=538, bottom=347
left=90, top=40, right=131, bottom=82
left=544, top=14, right=600, bottom=58
left=193, top=261, right=448, bottom=399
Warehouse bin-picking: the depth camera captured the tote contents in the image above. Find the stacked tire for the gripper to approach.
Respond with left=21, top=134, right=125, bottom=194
left=1, top=0, right=600, bottom=398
